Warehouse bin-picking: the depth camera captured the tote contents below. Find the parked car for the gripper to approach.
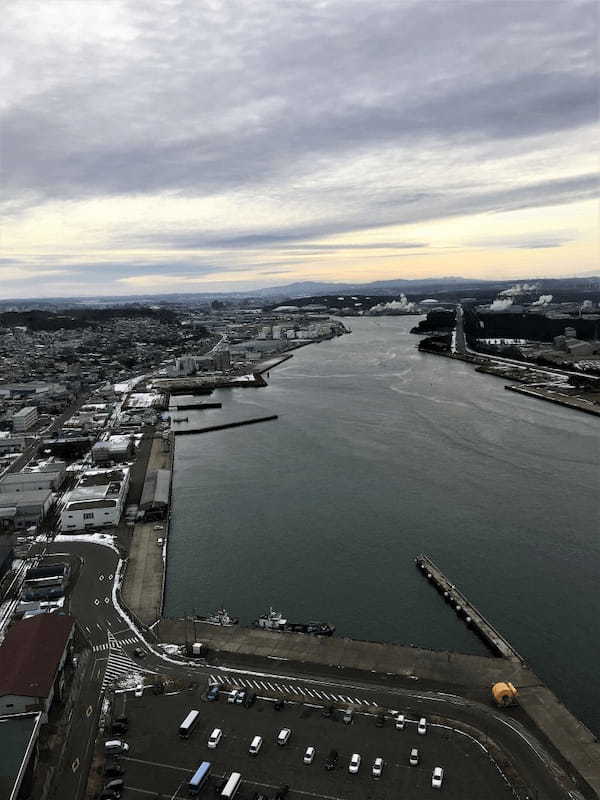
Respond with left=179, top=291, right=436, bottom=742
left=349, top=753, right=361, bottom=774
left=104, top=764, right=124, bottom=778
left=104, top=740, right=129, bottom=755
left=103, top=779, right=124, bottom=793
left=235, top=689, right=246, bottom=705
left=244, top=689, right=257, bottom=707
left=325, top=749, right=338, bottom=770
left=134, top=684, right=143, bottom=698
left=418, top=717, right=427, bottom=735
left=275, top=786, right=289, bottom=799
left=410, top=748, right=420, bottom=766
left=110, top=722, right=127, bottom=735
left=249, top=735, right=263, bottom=756
left=432, top=766, right=444, bottom=789
left=321, top=704, right=334, bottom=718
left=228, top=689, right=240, bottom=704
left=395, top=713, right=405, bottom=729
left=342, top=708, right=353, bottom=724
left=274, top=698, right=285, bottom=711
left=375, top=713, right=385, bottom=727
left=132, top=647, right=145, bottom=659
left=303, top=746, right=315, bottom=764
left=99, top=792, right=120, bottom=800
left=277, top=728, right=291, bottom=746
left=206, top=683, right=220, bottom=701
left=372, top=757, right=384, bottom=777
left=207, top=728, right=222, bottom=749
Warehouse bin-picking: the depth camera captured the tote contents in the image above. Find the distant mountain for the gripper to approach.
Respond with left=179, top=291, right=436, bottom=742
left=0, top=275, right=597, bottom=308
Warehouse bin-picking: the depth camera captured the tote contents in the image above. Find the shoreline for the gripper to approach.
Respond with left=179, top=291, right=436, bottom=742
left=419, top=342, right=600, bottom=417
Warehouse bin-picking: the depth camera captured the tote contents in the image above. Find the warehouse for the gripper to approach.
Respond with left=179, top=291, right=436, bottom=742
left=140, top=468, right=171, bottom=520
left=60, top=467, right=129, bottom=531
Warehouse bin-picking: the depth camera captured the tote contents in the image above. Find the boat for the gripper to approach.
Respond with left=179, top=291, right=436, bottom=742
left=195, top=608, right=239, bottom=626
left=253, top=607, right=335, bottom=636
left=172, top=416, right=188, bottom=422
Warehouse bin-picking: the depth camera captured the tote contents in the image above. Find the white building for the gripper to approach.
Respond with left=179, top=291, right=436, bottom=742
left=60, top=467, right=130, bottom=531
left=12, top=407, right=38, bottom=433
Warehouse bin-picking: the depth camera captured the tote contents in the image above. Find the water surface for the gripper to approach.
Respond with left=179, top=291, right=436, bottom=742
left=167, top=317, right=600, bottom=733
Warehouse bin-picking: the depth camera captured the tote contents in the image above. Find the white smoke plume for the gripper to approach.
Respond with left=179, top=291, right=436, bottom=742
left=532, top=294, right=553, bottom=306
left=369, top=294, right=417, bottom=314
left=489, top=298, right=514, bottom=311
left=499, top=282, right=539, bottom=297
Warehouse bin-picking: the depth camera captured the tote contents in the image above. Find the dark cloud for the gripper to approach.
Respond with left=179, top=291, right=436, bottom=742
left=1, top=0, right=598, bottom=294
left=2, top=0, right=597, bottom=206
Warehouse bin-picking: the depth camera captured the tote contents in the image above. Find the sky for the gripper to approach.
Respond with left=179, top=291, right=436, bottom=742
left=1, top=0, right=598, bottom=298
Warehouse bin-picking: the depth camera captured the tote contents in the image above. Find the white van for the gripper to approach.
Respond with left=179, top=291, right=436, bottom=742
left=249, top=735, right=263, bottom=756
left=277, top=728, right=291, bottom=746
left=208, top=728, right=222, bottom=749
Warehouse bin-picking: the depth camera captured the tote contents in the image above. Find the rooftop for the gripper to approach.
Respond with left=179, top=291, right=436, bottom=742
left=0, top=712, right=43, bottom=800
left=0, top=615, right=75, bottom=699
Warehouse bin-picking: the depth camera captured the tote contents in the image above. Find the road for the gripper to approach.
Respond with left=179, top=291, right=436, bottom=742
left=43, top=539, right=585, bottom=800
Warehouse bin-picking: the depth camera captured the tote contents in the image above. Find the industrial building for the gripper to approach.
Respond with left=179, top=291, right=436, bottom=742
left=0, top=711, right=43, bottom=800
left=140, top=468, right=171, bottom=520
left=60, top=467, right=129, bottom=531
left=91, top=434, right=135, bottom=464
left=0, top=469, right=65, bottom=494
left=0, top=489, right=53, bottom=531
left=0, top=614, right=75, bottom=722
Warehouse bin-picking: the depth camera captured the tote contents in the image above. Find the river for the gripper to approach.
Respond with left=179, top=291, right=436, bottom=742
left=166, top=316, right=600, bottom=734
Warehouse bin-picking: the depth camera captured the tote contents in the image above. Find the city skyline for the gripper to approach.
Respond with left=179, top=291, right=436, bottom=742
left=2, top=0, right=598, bottom=298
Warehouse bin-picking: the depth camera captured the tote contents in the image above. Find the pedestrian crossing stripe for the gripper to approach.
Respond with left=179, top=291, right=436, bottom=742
left=100, top=634, right=155, bottom=691
left=92, top=635, right=139, bottom=653
left=208, top=674, right=378, bottom=707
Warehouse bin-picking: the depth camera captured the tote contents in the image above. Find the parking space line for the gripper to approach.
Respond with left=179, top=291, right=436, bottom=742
left=122, top=756, right=191, bottom=772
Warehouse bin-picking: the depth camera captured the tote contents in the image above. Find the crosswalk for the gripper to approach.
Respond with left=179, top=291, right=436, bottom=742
left=100, top=632, right=155, bottom=691
left=93, top=635, right=138, bottom=653
left=208, top=674, right=379, bottom=707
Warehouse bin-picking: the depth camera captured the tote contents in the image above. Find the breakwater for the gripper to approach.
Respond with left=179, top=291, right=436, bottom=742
left=415, top=555, right=523, bottom=663
left=172, top=414, right=278, bottom=436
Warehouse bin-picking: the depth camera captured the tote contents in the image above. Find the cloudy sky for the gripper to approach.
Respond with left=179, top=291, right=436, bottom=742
left=2, top=0, right=598, bottom=297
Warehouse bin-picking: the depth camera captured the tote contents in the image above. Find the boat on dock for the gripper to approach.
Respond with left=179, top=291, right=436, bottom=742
left=195, top=608, right=239, bottom=626
left=253, top=607, right=335, bottom=636
left=172, top=416, right=189, bottom=422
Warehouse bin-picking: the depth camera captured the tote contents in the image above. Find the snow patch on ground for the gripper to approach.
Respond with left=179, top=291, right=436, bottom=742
left=56, top=533, right=119, bottom=552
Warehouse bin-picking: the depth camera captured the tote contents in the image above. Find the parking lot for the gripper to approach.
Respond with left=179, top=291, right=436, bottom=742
left=109, top=684, right=514, bottom=799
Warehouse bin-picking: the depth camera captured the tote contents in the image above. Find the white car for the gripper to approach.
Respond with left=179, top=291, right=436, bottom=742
left=372, top=757, right=384, bottom=777
left=104, top=740, right=129, bottom=754
left=277, top=728, right=291, bottom=746
left=134, top=684, right=143, bottom=697
left=249, top=735, right=263, bottom=755
left=207, top=728, right=222, bottom=749
left=395, top=713, right=405, bottom=729
left=418, top=716, right=427, bottom=735
left=228, top=689, right=240, bottom=704
left=410, top=747, right=420, bottom=766
left=349, top=753, right=361, bottom=774
left=303, top=746, right=315, bottom=764
left=432, top=766, right=444, bottom=789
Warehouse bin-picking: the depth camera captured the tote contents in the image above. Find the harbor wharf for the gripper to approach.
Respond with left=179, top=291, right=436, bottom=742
left=171, top=413, right=278, bottom=436
left=156, top=618, right=600, bottom=797
left=415, top=554, right=523, bottom=663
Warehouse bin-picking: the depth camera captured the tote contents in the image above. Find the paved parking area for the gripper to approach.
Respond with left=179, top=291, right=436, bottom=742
left=108, top=685, right=513, bottom=799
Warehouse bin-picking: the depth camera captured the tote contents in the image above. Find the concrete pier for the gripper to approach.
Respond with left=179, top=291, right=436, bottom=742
left=415, top=554, right=523, bottom=663
left=172, top=414, right=278, bottom=436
